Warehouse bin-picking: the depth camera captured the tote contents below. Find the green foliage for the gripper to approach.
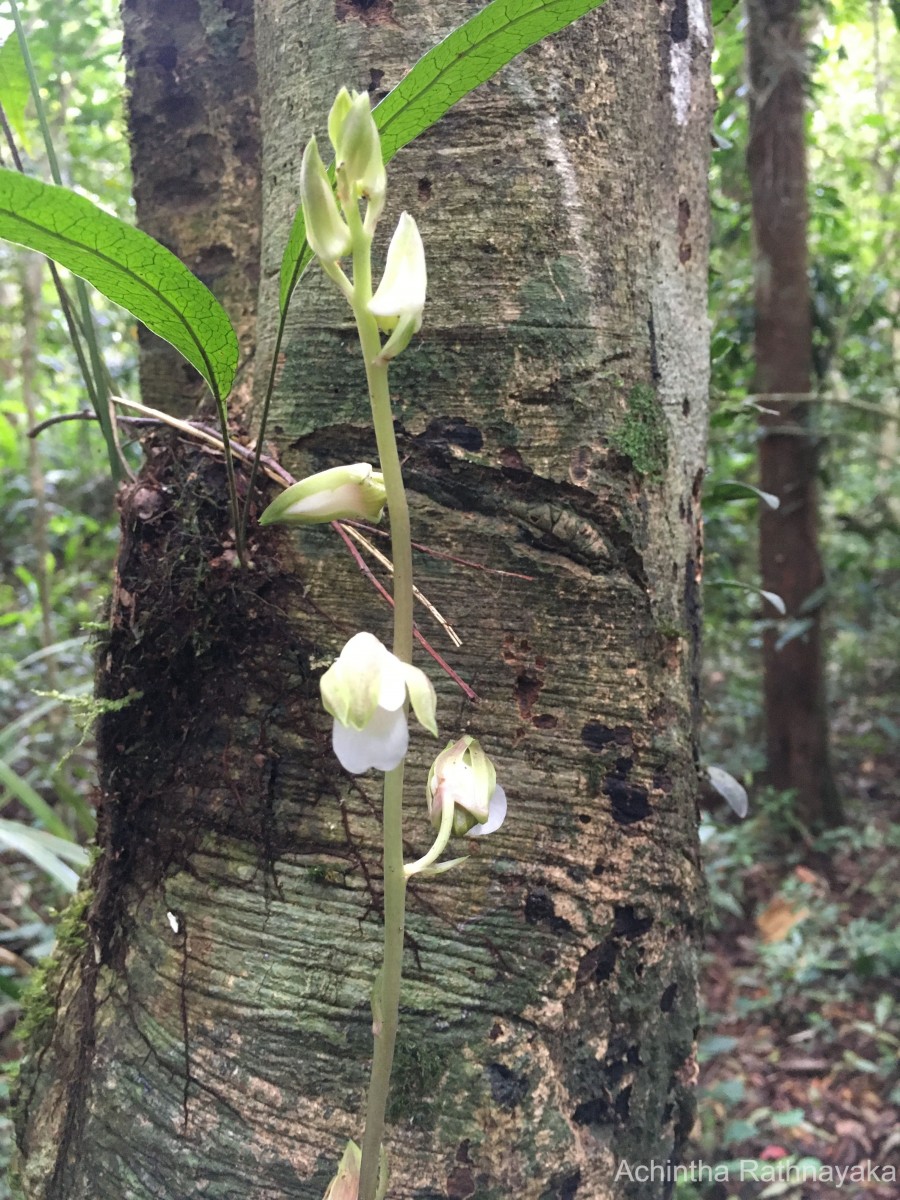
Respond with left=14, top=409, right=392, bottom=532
left=278, top=0, right=611, bottom=312
left=0, top=169, right=239, bottom=405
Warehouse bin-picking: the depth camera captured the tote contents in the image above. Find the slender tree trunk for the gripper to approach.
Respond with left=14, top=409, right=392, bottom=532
left=14, top=1, right=712, bottom=1196
left=746, top=0, right=842, bottom=827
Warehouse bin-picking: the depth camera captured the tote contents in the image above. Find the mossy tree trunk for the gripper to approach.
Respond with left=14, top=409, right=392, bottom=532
left=15, top=1, right=712, bottom=1197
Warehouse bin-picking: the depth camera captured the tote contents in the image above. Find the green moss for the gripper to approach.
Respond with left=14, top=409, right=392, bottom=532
left=611, top=384, right=669, bottom=480
left=16, top=890, right=92, bottom=1047
left=386, top=1036, right=454, bottom=1129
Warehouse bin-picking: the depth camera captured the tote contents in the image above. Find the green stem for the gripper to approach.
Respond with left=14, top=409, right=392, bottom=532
left=348, top=205, right=414, bottom=1200
left=404, top=794, right=456, bottom=878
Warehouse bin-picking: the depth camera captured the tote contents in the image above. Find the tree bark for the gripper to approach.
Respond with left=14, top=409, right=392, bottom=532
left=746, top=0, right=842, bottom=828
left=14, top=1, right=713, bottom=1196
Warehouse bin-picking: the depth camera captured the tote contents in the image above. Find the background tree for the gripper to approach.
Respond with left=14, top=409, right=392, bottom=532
left=13, top=1, right=712, bottom=1197
left=746, top=0, right=842, bottom=827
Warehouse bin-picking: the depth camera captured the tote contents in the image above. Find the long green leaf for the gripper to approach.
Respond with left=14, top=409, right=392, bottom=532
left=279, top=0, right=610, bottom=313
left=0, top=818, right=84, bottom=892
left=0, top=167, right=239, bottom=403
left=0, top=755, right=70, bottom=840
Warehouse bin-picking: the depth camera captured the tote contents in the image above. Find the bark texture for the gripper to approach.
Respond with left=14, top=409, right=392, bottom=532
left=15, top=1, right=712, bottom=1197
left=122, top=0, right=261, bottom=416
left=746, top=0, right=842, bottom=826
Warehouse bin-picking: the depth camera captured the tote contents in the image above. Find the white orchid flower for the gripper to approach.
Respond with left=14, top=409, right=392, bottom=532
left=320, top=632, right=437, bottom=774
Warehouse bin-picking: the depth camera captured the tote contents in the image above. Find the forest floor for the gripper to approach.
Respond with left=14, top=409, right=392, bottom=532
left=684, top=754, right=900, bottom=1199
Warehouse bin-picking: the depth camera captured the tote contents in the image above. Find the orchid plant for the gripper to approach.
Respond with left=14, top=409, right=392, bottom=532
left=257, top=90, right=508, bottom=1200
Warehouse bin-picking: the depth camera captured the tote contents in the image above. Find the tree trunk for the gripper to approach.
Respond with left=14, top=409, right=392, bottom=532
left=14, top=1, right=712, bottom=1196
left=746, top=0, right=842, bottom=827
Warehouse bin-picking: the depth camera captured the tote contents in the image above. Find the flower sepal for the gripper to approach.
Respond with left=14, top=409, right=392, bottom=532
left=300, top=136, right=351, bottom=263
left=368, top=212, right=426, bottom=362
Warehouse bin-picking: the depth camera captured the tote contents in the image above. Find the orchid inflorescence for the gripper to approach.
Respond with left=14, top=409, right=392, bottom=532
left=258, top=88, right=507, bottom=1200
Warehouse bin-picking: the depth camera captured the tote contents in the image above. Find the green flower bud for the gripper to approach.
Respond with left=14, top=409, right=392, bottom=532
left=258, top=463, right=386, bottom=527
left=323, top=1140, right=361, bottom=1200
left=330, top=88, right=386, bottom=213
left=300, top=136, right=351, bottom=262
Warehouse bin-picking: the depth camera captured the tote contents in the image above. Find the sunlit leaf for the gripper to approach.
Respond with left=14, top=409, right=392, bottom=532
left=0, top=167, right=239, bottom=402
left=279, top=0, right=611, bottom=312
left=0, top=34, right=30, bottom=148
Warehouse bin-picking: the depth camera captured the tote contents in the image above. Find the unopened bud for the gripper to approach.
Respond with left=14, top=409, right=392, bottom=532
left=300, top=136, right=351, bottom=262
left=259, top=463, right=386, bottom=527
left=427, top=736, right=507, bottom=838
left=368, top=212, right=426, bottom=362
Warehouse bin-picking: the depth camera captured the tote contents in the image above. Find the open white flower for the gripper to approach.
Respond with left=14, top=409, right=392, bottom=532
left=320, top=632, right=437, bottom=773
left=427, top=736, right=507, bottom=838
left=367, top=212, right=426, bottom=362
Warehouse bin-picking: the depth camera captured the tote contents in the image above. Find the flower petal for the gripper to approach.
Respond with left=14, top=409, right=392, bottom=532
left=332, top=705, right=409, bottom=773
left=466, top=785, right=507, bottom=837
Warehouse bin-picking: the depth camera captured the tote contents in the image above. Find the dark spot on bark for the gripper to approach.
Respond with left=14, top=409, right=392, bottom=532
left=580, top=720, right=632, bottom=753
left=680, top=241, right=693, bottom=264
left=671, top=0, right=689, bottom=42
left=541, top=947, right=557, bottom=965
left=418, top=177, right=432, bottom=202
left=335, top=0, right=396, bottom=26
left=486, top=1062, right=529, bottom=1109
left=572, top=1095, right=614, bottom=1125
left=615, top=1084, right=632, bottom=1121
left=489, top=1022, right=503, bottom=1041
left=515, top=669, right=543, bottom=719
left=648, top=308, right=661, bottom=382
left=683, top=396, right=691, bottom=416
left=612, top=905, right=654, bottom=940
left=456, top=1141, right=472, bottom=1164
left=499, top=445, right=528, bottom=470
left=532, top=713, right=558, bottom=729
left=653, top=772, right=673, bottom=792
left=524, top=889, right=571, bottom=932
left=614, top=755, right=633, bottom=776
left=626, top=1044, right=642, bottom=1066
left=660, top=983, right=678, bottom=1012
left=578, top=813, right=592, bottom=824
left=559, top=1171, right=581, bottom=1200
left=678, top=196, right=691, bottom=235
left=418, top=416, right=483, bottom=452
left=368, top=67, right=385, bottom=93
left=446, top=1167, right=475, bottom=1198
left=156, top=45, right=177, bottom=71
left=576, top=938, right=618, bottom=986
left=604, top=777, right=651, bottom=824
left=193, top=242, right=236, bottom=281
left=592, top=859, right=605, bottom=875
left=569, top=445, right=591, bottom=484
